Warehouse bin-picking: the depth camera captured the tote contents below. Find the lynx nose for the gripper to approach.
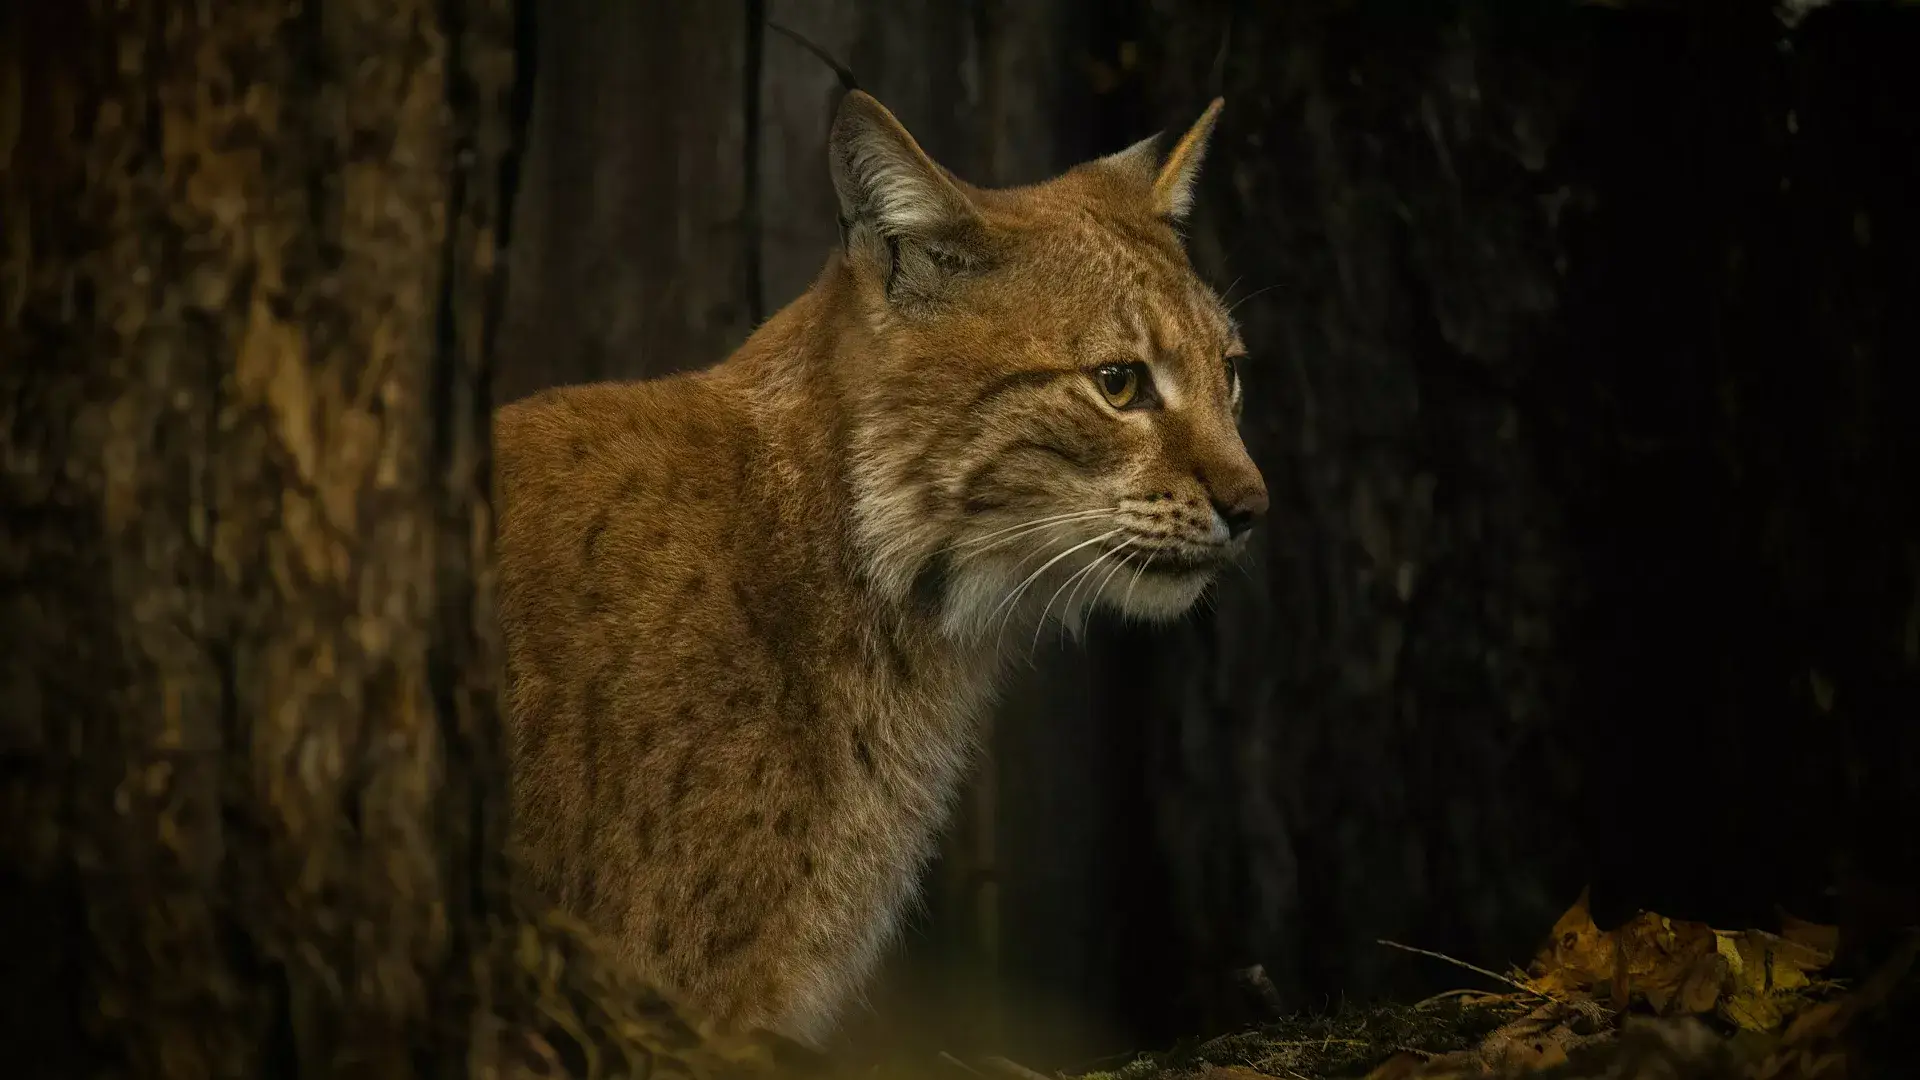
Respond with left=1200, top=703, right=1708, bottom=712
left=1204, top=460, right=1268, bottom=539
left=1193, top=430, right=1268, bottom=540
left=1212, top=488, right=1267, bottom=539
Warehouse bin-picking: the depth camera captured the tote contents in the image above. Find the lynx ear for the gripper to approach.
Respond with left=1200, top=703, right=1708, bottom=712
left=829, top=92, right=984, bottom=303
left=1100, top=97, right=1225, bottom=221
left=829, top=91, right=973, bottom=238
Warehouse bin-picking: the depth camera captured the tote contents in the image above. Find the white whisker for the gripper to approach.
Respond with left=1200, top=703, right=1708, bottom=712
left=1034, top=539, right=1129, bottom=657
left=1123, top=552, right=1159, bottom=612
left=951, top=508, right=1115, bottom=553
left=1057, top=539, right=1142, bottom=653
left=950, top=510, right=1122, bottom=573
left=962, top=519, right=1089, bottom=561
left=1221, top=274, right=1247, bottom=306
left=1091, top=541, right=1140, bottom=601
left=1072, top=538, right=1141, bottom=633
left=987, top=528, right=1125, bottom=640
left=1226, top=281, right=1283, bottom=315
left=1226, top=543, right=1258, bottom=585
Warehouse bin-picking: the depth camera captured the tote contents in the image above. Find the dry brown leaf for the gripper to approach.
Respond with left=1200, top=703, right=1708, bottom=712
left=1498, top=1033, right=1571, bottom=1070
left=1709, top=928, right=1836, bottom=1033
left=1610, top=936, right=1632, bottom=1012
left=1527, top=887, right=1613, bottom=996
left=1523, top=892, right=1839, bottom=1035
left=1745, top=937, right=1917, bottom=1079
left=1463, top=998, right=1601, bottom=1075
left=1611, top=911, right=1721, bottom=1010
left=1676, top=951, right=1727, bottom=1016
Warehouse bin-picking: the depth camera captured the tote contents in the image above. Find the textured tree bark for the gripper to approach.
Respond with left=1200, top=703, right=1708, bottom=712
left=1108, top=0, right=1593, bottom=1039
left=1112, top=0, right=1920, bottom=1047
left=493, top=0, right=751, bottom=401
left=0, top=3, right=782, bottom=1077
left=0, top=0, right=509, bottom=1072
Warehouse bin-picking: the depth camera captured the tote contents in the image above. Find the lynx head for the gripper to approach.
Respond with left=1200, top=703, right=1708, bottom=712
left=828, top=91, right=1266, bottom=644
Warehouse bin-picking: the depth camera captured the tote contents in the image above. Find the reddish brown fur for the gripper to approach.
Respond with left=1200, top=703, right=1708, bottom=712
left=493, top=91, right=1266, bottom=1046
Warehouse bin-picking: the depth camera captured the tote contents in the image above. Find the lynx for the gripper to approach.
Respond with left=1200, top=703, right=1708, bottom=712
left=493, top=88, right=1267, bottom=1047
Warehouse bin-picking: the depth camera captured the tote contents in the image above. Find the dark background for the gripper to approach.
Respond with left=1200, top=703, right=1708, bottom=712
left=491, top=0, right=1919, bottom=1069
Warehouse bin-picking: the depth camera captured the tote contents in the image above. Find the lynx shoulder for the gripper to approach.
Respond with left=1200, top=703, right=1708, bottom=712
left=493, top=89, right=1266, bottom=1048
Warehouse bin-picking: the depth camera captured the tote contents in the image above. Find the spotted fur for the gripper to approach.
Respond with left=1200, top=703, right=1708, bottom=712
left=493, top=90, right=1266, bottom=1047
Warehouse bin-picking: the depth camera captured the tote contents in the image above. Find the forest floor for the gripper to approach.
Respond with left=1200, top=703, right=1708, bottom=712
left=984, top=895, right=1920, bottom=1080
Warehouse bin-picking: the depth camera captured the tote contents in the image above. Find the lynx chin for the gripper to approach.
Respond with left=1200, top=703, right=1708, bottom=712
left=493, top=89, right=1267, bottom=1048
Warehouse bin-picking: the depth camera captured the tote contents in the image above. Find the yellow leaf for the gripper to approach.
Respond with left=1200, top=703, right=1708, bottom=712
left=1721, top=990, right=1783, bottom=1033
left=1676, top=953, right=1725, bottom=1015
left=1715, top=931, right=1745, bottom=977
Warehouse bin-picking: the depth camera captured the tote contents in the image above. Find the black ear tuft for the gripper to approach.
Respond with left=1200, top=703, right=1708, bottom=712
left=827, top=92, right=985, bottom=304
left=1098, top=98, right=1225, bottom=222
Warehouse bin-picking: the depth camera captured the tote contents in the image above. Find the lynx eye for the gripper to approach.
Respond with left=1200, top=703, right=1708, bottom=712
left=1224, top=353, right=1243, bottom=394
left=1092, top=362, right=1146, bottom=410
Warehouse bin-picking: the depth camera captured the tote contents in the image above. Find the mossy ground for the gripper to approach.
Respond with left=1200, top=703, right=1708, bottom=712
left=1067, top=995, right=1527, bottom=1080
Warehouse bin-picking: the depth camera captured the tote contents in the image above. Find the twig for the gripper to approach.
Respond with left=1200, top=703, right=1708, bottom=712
left=940, top=1051, right=988, bottom=1077
left=980, top=1056, right=1056, bottom=1080
left=1412, top=987, right=1516, bottom=1010
left=1059, top=1049, right=1154, bottom=1076
left=1375, top=939, right=1547, bottom=998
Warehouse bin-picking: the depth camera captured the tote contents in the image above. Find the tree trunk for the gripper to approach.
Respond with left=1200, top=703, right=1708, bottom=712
left=0, top=3, right=780, bottom=1077
left=1106, top=0, right=1595, bottom=1038
left=493, top=0, right=751, bottom=401
left=1115, top=0, right=1920, bottom=1045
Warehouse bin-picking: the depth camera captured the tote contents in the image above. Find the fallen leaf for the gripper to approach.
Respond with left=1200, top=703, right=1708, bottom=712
left=1721, top=986, right=1785, bottom=1033
left=1608, top=911, right=1719, bottom=1015
left=1499, top=1033, right=1571, bottom=1070
left=1676, top=951, right=1726, bottom=1015
left=1706, top=928, right=1835, bottom=1032
left=1527, top=887, right=1612, bottom=996
left=1521, top=891, right=1845, bottom=1040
